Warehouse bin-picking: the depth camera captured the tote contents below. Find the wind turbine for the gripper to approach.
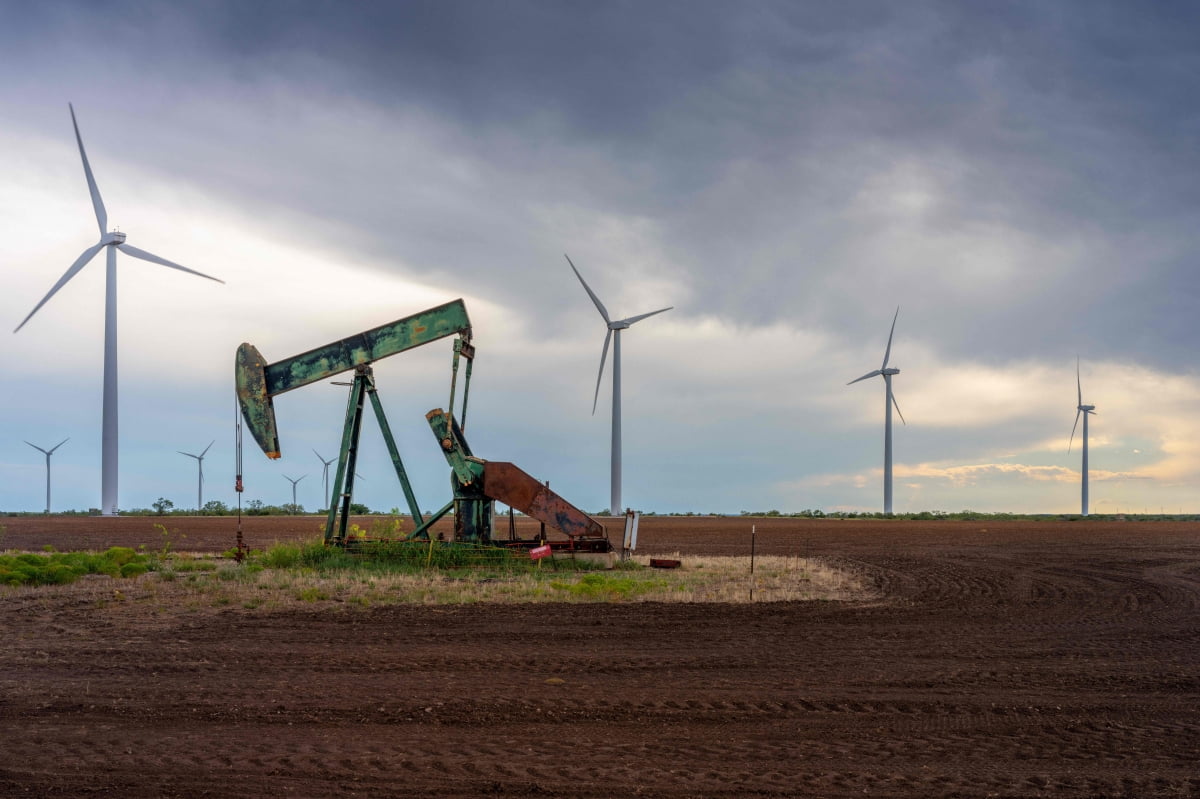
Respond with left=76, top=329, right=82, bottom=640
left=13, top=104, right=224, bottom=516
left=314, top=449, right=336, bottom=507
left=283, top=474, right=307, bottom=512
left=25, top=438, right=69, bottom=514
left=1068, top=357, right=1096, bottom=516
left=566, top=254, right=672, bottom=516
left=847, top=307, right=905, bottom=514
left=178, top=440, right=214, bottom=512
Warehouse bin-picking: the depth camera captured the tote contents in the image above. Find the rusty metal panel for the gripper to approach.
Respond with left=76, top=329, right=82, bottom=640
left=482, top=462, right=604, bottom=539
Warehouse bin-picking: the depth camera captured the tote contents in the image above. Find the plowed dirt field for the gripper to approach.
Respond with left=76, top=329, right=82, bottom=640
left=2, top=516, right=1198, bottom=797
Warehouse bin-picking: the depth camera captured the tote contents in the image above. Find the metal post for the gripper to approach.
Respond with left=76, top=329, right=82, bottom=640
left=751, top=525, right=756, bottom=574
left=540, top=481, right=548, bottom=544
left=750, top=525, right=756, bottom=602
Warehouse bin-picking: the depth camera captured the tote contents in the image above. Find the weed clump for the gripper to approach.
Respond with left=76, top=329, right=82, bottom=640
left=0, top=547, right=150, bottom=587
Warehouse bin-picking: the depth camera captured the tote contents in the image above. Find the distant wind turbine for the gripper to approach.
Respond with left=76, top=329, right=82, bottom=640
left=25, top=438, right=68, bottom=514
left=178, top=440, right=214, bottom=511
left=566, top=254, right=672, bottom=516
left=847, top=307, right=905, bottom=514
left=1068, top=357, right=1096, bottom=516
left=314, top=449, right=336, bottom=507
left=13, top=103, right=224, bottom=516
left=283, top=474, right=307, bottom=512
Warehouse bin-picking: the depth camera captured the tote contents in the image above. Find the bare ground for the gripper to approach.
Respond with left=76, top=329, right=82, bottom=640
left=1, top=516, right=1198, bottom=797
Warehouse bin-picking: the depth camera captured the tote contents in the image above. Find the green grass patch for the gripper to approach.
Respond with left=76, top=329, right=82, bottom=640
left=549, top=572, right=669, bottom=600
left=254, top=538, right=604, bottom=576
left=0, top=547, right=150, bottom=587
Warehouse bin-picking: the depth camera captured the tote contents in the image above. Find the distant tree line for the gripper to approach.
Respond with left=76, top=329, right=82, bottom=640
left=3, top=506, right=1198, bottom=522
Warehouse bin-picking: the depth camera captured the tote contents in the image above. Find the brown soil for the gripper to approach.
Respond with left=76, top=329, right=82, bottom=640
left=2, top=516, right=1199, bottom=797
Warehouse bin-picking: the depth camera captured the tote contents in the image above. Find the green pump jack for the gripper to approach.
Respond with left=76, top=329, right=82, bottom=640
left=234, top=299, right=611, bottom=554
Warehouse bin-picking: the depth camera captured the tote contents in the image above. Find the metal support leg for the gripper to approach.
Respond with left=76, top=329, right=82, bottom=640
left=324, top=370, right=367, bottom=545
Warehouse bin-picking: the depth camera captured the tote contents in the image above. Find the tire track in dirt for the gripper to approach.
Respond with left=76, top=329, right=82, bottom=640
left=3, top=520, right=1200, bottom=797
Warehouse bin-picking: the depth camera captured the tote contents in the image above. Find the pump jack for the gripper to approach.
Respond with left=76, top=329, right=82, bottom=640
left=235, top=299, right=610, bottom=552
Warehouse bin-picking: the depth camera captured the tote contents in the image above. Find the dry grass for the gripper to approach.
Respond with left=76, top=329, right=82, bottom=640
left=0, top=550, right=868, bottom=614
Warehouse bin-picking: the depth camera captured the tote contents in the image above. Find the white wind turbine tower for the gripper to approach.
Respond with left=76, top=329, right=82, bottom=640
left=13, top=104, right=224, bottom=516
left=284, top=474, right=307, bottom=512
left=25, top=438, right=69, bottom=514
left=314, top=449, right=336, bottom=507
left=847, top=307, right=906, bottom=514
left=566, top=254, right=672, bottom=516
left=178, top=440, right=214, bottom=512
left=1068, top=357, right=1097, bottom=516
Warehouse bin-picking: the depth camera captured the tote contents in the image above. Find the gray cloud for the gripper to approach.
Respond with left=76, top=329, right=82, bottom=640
left=3, top=1, right=1198, bottom=512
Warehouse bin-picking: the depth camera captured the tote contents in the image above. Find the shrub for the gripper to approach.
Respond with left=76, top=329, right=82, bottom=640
left=0, top=548, right=150, bottom=587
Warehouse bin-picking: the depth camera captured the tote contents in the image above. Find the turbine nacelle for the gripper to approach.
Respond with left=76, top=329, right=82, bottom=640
left=102, top=231, right=126, bottom=245
left=1078, top=404, right=1095, bottom=412
left=881, top=367, right=900, bottom=376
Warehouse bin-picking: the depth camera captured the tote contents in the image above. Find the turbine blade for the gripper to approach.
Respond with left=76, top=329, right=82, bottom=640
left=1068, top=409, right=1081, bottom=453
left=69, top=103, right=107, bottom=236
left=1080, top=355, right=1089, bottom=405
left=14, top=242, right=106, bottom=332
left=565, top=254, right=611, bottom=323
left=621, top=306, right=673, bottom=326
left=49, top=438, right=69, bottom=453
left=881, top=306, right=899, bottom=369
left=891, top=388, right=906, bottom=426
left=592, top=328, right=612, bottom=415
left=116, top=244, right=225, bottom=284
left=24, top=441, right=49, bottom=455
left=847, top=369, right=882, bottom=386
left=200, top=440, right=214, bottom=457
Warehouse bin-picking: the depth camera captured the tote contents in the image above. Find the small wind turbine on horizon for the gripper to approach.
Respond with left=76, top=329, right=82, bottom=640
left=1068, top=357, right=1097, bottom=517
left=283, top=474, right=307, bottom=512
left=25, top=438, right=68, bottom=514
left=314, top=449, right=336, bottom=507
left=566, top=254, right=672, bottom=516
left=178, top=441, right=214, bottom=512
left=13, top=103, right=224, bottom=517
left=847, top=307, right=906, bottom=515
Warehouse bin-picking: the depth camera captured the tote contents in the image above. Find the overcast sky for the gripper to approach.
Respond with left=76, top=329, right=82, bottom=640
left=1, top=1, right=1197, bottom=516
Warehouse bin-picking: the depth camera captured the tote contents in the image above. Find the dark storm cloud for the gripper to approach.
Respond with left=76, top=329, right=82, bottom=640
left=8, top=1, right=1200, bottom=369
